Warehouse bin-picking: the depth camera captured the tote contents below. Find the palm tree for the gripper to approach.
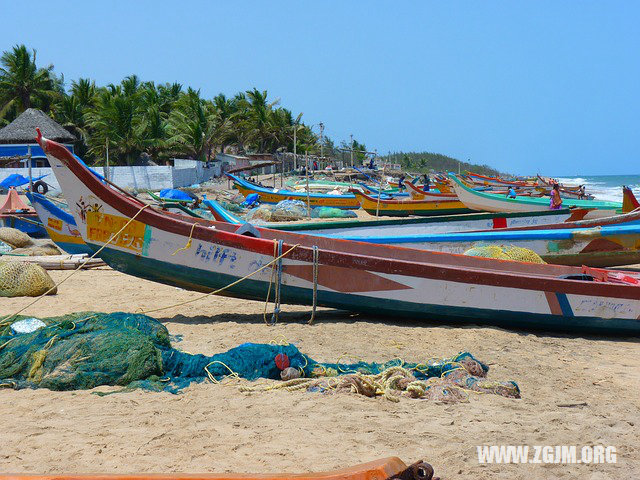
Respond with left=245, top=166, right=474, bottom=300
left=0, top=44, right=60, bottom=118
left=168, top=88, right=217, bottom=161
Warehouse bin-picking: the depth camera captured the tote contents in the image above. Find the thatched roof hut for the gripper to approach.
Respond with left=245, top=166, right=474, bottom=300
left=0, top=108, right=75, bottom=144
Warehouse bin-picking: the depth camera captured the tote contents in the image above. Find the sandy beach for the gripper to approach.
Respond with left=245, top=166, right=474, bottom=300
left=1, top=268, right=638, bottom=479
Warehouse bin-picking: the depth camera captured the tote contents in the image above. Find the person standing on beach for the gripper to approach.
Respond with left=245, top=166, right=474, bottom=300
left=550, top=184, right=563, bottom=209
left=422, top=174, right=431, bottom=192
left=398, top=174, right=406, bottom=191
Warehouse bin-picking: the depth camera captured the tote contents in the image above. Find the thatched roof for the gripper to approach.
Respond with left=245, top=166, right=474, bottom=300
left=0, top=108, right=76, bottom=144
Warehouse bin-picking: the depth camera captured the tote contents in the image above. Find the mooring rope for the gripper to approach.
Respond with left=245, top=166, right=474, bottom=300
left=270, top=240, right=284, bottom=325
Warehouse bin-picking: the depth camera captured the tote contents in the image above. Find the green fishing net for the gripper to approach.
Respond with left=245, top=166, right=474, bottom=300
left=0, top=312, right=520, bottom=401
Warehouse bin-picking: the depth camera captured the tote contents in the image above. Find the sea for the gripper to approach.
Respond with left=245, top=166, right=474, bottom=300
left=554, top=175, right=640, bottom=203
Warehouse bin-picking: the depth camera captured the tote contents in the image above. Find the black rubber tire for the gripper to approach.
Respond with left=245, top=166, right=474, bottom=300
left=33, top=180, right=48, bottom=195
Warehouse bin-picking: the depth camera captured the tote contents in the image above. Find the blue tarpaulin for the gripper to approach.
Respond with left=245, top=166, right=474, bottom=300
left=159, top=189, right=194, bottom=202
left=0, top=173, right=48, bottom=189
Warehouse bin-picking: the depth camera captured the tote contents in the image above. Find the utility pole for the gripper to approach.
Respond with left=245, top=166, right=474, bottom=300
left=350, top=133, right=354, bottom=168
left=319, top=122, right=324, bottom=168
left=293, top=124, right=298, bottom=171
left=105, top=137, right=110, bottom=182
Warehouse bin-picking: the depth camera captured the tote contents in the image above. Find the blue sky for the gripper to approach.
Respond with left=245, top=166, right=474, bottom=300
left=2, top=1, right=638, bottom=174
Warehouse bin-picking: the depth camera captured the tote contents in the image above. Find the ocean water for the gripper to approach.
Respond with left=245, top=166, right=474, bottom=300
left=554, top=175, right=640, bottom=203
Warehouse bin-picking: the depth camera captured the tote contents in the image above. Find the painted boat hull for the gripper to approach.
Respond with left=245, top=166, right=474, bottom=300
left=25, top=192, right=94, bottom=255
left=228, top=174, right=360, bottom=209
left=38, top=132, right=640, bottom=334
left=0, top=213, right=47, bottom=237
left=351, top=190, right=473, bottom=217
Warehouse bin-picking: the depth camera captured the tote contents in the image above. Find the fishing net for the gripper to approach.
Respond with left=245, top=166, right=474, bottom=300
left=311, top=207, right=358, bottom=219
left=245, top=205, right=273, bottom=223
left=11, top=240, right=61, bottom=257
left=0, top=227, right=32, bottom=248
left=0, top=262, right=57, bottom=297
left=271, top=200, right=308, bottom=221
left=464, top=244, right=545, bottom=264
left=0, top=312, right=520, bottom=402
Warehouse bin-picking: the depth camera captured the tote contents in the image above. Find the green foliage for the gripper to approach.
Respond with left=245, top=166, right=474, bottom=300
left=382, top=151, right=503, bottom=176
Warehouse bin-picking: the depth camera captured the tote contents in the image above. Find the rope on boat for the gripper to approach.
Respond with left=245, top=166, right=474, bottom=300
left=270, top=240, right=284, bottom=324
left=171, top=222, right=197, bottom=255
left=0, top=204, right=151, bottom=326
left=308, top=245, right=319, bottom=325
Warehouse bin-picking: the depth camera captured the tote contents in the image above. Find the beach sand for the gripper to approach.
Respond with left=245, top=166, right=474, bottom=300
left=1, top=268, right=638, bottom=479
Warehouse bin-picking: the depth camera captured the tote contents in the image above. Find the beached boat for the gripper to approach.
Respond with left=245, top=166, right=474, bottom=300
left=0, top=457, right=434, bottom=480
left=204, top=197, right=592, bottom=232
left=25, top=191, right=94, bottom=255
left=351, top=189, right=472, bottom=217
left=450, top=174, right=622, bottom=219
left=228, top=174, right=360, bottom=209
left=0, top=187, right=47, bottom=237
left=37, top=130, right=640, bottom=334
left=466, top=172, right=529, bottom=187
left=204, top=196, right=640, bottom=266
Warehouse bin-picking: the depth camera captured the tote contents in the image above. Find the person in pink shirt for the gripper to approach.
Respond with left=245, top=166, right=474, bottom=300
left=550, top=183, right=563, bottom=210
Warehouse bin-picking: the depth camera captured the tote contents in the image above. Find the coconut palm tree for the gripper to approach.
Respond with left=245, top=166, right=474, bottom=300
left=0, top=44, right=60, bottom=118
left=168, top=88, right=217, bottom=161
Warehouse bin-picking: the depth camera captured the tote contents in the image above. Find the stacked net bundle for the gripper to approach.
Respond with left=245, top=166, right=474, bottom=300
left=464, top=244, right=545, bottom=264
left=245, top=205, right=273, bottom=223
left=0, top=312, right=520, bottom=402
left=11, top=240, right=61, bottom=257
left=311, top=207, right=358, bottom=219
left=0, top=262, right=57, bottom=297
left=0, top=227, right=32, bottom=248
left=271, top=200, right=308, bottom=221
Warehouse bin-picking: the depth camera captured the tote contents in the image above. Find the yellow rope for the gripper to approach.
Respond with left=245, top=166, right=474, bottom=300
left=0, top=204, right=151, bottom=327
left=204, top=360, right=240, bottom=384
left=139, top=243, right=300, bottom=315
left=171, top=223, right=196, bottom=256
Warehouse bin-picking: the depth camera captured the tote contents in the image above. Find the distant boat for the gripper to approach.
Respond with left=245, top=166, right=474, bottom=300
left=228, top=173, right=360, bottom=209
left=37, top=130, right=640, bottom=334
left=450, top=174, right=622, bottom=219
left=0, top=188, right=47, bottom=237
left=350, top=189, right=472, bottom=217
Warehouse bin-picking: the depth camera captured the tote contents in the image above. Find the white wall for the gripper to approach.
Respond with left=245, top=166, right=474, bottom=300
left=0, top=162, right=221, bottom=193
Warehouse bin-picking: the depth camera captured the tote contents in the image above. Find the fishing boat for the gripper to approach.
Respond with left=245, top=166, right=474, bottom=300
left=228, top=174, right=360, bottom=209
left=0, top=187, right=47, bottom=237
left=450, top=174, right=622, bottom=219
left=203, top=196, right=640, bottom=267
left=25, top=191, right=94, bottom=255
left=37, top=130, right=640, bottom=334
left=466, top=172, right=529, bottom=187
left=0, top=457, right=435, bottom=480
left=351, top=189, right=472, bottom=217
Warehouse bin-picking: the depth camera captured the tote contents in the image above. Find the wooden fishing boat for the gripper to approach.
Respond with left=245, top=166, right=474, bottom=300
left=0, top=187, right=47, bottom=237
left=450, top=174, right=622, bottom=219
left=204, top=197, right=640, bottom=266
left=37, top=130, right=640, bottom=334
left=25, top=191, right=94, bottom=255
left=351, top=189, right=472, bottom=217
left=466, top=172, right=530, bottom=187
left=228, top=174, right=360, bottom=209
left=0, top=457, right=435, bottom=480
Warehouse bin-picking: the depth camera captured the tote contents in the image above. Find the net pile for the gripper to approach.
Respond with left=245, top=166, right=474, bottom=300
left=0, top=227, right=61, bottom=256
left=0, top=262, right=57, bottom=297
left=311, top=207, right=358, bottom=219
left=0, top=312, right=520, bottom=402
left=464, top=244, right=545, bottom=264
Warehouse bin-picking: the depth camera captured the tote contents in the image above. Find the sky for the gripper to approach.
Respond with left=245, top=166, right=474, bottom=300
left=2, top=1, right=639, bottom=175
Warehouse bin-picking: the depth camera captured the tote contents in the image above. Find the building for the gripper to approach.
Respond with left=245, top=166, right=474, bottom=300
left=0, top=108, right=76, bottom=167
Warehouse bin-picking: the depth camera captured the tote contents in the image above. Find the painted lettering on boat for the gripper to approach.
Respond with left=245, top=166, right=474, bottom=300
left=194, top=243, right=237, bottom=268
left=575, top=298, right=634, bottom=316
left=47, top=217, right=63, bottom=231
left=86, top=211, right=146, bottom=253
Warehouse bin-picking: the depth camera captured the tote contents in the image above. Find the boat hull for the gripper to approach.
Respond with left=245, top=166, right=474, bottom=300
left=37, top=132, right=640, bottom=334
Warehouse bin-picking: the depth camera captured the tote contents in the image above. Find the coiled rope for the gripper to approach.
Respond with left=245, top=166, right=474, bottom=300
left=308, top=245, right=319, bottom=325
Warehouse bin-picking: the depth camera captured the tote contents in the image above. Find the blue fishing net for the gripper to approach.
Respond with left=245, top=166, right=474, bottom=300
left=0, top=312, right=519, bottom=399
